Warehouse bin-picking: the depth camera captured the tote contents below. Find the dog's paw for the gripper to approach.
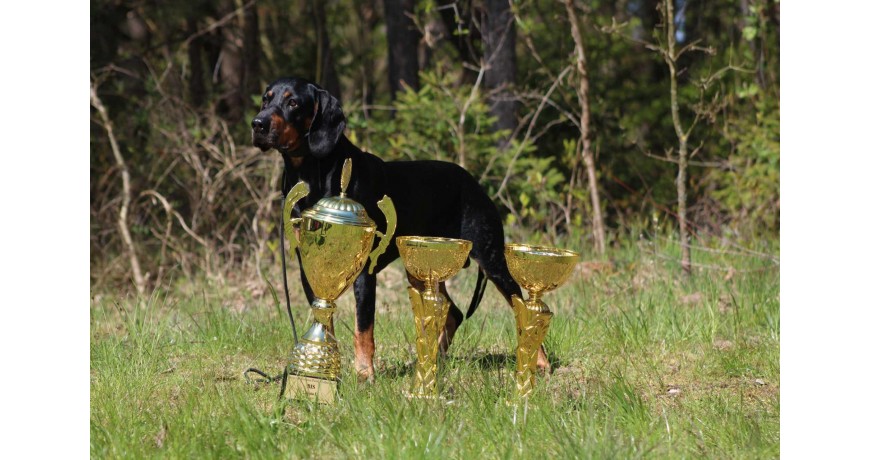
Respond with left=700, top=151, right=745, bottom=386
left=355, top=365, right=375, bottom=384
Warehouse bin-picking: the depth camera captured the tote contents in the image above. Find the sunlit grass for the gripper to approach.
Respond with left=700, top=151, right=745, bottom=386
left=91, top=235, right=779, bottom=458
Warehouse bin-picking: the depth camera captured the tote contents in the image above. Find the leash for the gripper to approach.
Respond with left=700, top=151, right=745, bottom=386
left=245, top=174, right=298, bottom=399
left=278, top=172, right=300, bottom=344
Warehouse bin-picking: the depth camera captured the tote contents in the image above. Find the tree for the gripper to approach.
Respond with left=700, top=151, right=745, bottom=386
left=563, top=0, right=606, bottom=255
left=436, top=0, right=479, bottom=84
left=663, top=0, right=693, bottom=276
left=482, top=0, right=518, bottom=141
left=384, top=0, right=420, bottom=98
left=91, top=81, right=146, bottom=295
left=216, top=0, right=260, bottom=122
left=312, top=0, right=342, bottom=99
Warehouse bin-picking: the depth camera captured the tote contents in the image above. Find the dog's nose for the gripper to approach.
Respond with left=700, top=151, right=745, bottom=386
left=252, top=117, right=269, bottom=132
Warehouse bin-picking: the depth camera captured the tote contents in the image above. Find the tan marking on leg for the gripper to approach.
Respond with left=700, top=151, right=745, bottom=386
left=354, top=325, right=375, bottom=383
left=536, top=345, right=551, bottom=372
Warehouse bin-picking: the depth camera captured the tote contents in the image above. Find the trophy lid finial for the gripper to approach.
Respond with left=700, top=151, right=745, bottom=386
left=340, top=158, right=352, bottom=198
left=303, top=157, right=375, bottom=227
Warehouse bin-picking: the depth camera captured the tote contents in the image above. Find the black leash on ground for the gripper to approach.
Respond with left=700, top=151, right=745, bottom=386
left=244, top=180, right=297, bottom=399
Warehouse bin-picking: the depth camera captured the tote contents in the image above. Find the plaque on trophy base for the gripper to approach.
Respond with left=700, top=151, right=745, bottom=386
left=284, top=375, right=338, bottom=404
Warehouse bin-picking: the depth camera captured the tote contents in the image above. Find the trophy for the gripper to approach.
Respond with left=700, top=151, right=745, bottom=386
left=282, top=159, right=396, bottom=403
left=397, top=236, right=472, bottom=399
left=504, top=243, right=579, bottom=398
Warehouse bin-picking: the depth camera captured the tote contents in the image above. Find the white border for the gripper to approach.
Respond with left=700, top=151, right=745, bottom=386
left=1, top=1, right=89, bottom=457
left=782, top=1, right=870, bottom=456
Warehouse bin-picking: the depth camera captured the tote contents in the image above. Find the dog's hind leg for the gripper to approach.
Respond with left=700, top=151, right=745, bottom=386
left=437, top=283, right=464, bottom=354
left=352, top=271, right=377, bottom=383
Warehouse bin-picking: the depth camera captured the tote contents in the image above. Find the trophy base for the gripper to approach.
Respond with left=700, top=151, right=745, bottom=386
left=284, top=374, right=338, bottom=404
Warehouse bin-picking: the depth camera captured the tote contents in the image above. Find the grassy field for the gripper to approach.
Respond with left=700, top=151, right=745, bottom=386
left=90, top=235, right=779, bottom=458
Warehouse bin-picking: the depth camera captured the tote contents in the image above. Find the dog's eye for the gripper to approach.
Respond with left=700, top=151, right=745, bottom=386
left=288, top=99, right=298, bottom=108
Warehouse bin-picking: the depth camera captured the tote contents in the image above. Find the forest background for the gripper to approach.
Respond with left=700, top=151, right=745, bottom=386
left=89, top=0, right=779, bottom=294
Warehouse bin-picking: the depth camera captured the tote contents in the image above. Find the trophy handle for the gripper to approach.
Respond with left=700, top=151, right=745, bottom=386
left=368, top=195, right=397, bottom=274
left=283, top=181, right=310, bottom=254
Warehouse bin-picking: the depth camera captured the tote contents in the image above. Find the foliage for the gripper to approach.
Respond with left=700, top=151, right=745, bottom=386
left=90, top=0, right=780, bottom=293
left=711, top=91, right=780, bottom=233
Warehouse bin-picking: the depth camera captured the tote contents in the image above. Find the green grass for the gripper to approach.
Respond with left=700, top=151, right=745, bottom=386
left=91, top=235, right=779, bottom=458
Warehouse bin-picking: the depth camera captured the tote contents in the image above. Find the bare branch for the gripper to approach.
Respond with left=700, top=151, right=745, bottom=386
left=563, top=0, right=606, bottom=254
left=181, top=0, right=258, bottom=48
left=90, top=79, right=146, bottom=295
left=495, top=65, right=573, bottom=197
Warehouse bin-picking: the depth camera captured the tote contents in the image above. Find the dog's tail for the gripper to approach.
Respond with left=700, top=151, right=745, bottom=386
left=465, top=267, right=488, bottom=319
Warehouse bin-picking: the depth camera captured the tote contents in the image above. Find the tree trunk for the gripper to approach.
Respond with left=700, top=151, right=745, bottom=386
left=353, top=0, right=379, bottom=116
left=313, top=0, right=342, bottom=99
left=663, top=0, right=691, bottom=276
left=186, top=17, right=206, bottom=108
left=384, top=0, right=420, bottom=98
left=242, top=1, right=260, bottom=98
left=482, top=0, right=517, bottom=142
left=563, top=0, right=606, bottom=255
left=437, top=0, right=478, bottom=84
left=217, top=0, right=258, bottom=122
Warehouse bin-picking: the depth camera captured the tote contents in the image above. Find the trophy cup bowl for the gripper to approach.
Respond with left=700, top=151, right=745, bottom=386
left=504, top=244, right=580, bottom=298
left=504, top=243, right=579, bottom=399
left=281, top=159, right=396, bottom=403
left=397, top=236, right=472, bottom=399
left=398, top=236, right=473, bottom=285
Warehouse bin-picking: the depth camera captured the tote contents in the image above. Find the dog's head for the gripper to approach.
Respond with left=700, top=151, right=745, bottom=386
left=251, top=77, right=346, bottom=159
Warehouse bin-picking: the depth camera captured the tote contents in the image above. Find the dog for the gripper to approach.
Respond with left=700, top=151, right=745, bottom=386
left=252, top=77, right=550, bottom=381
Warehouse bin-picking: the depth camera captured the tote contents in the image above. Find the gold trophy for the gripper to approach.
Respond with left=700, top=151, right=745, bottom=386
left=397, top=236, right=472, bottom=399
left=504, top=243, right=579, bottom=399
left=282, top=159, right=396, bottom=403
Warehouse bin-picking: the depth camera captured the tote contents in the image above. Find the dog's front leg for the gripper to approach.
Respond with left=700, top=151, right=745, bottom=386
left=436, top=283, right=464, bottom=354
left=352, top=270, right=377, bottom=382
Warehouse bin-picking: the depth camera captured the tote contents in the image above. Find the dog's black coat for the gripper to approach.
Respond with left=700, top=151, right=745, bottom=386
left=252, top=77, right=522, bottom=370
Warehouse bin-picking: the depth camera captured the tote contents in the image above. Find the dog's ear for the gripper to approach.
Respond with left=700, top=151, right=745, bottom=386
left=307, top=86, right=346, bottom=158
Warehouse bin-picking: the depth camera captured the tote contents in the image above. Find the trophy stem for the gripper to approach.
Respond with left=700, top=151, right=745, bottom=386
left=511, top=295, right=553, bottom=399
left=286, top=298, right=341, bottom=381
left=407, top=286, right=449, bottom=398
left=525, top=289, right=548, bottom=312
left=423, top=276, right=438, bottom=296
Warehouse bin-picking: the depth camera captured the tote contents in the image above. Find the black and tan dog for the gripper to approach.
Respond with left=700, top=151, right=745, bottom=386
left=252, top=77, right=549, bottom=381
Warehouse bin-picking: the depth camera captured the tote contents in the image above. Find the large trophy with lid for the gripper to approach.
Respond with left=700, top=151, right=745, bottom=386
left=282, top=159, right=396, bottom=403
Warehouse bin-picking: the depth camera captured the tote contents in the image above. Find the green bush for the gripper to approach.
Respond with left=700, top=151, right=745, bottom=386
left=710, top=90, right=780, bottom=233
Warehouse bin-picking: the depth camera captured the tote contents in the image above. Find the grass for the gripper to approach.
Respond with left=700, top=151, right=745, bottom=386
left=90, top=234, right=779, bottom=458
